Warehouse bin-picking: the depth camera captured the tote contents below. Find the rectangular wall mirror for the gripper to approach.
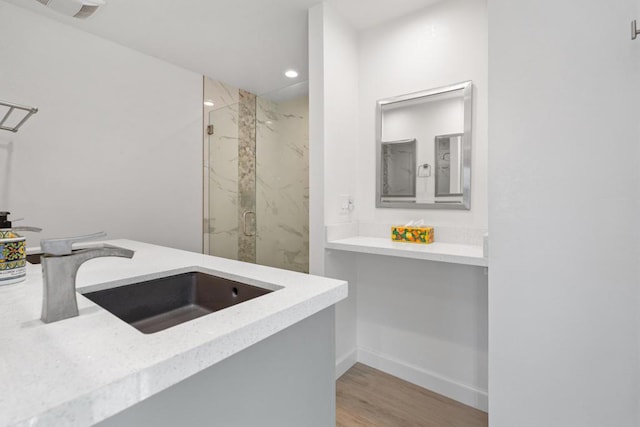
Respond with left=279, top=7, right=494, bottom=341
left=376, top=81, right=473, bottom=210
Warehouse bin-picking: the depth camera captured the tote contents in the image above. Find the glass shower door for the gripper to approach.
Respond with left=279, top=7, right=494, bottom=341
left=208, top=101, right=242, bottom=261
left=206, top=81, right=308, bottom=273
left=208, top=89, right=257, bottom=263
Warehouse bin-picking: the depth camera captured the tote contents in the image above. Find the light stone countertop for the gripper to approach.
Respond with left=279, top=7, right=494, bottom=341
left=325, top=236, right=488, bottom=267
left=324, top=223, right=488, bottom=267
left=0, top=240, right=348, bottom=427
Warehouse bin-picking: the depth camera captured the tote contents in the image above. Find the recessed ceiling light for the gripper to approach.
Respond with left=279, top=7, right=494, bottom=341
left=204, top=99, right=215, bottom=107
left=284, top=70, right=299, bottom=79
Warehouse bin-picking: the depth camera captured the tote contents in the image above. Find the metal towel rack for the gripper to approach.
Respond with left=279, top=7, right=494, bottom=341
left=633, top=20, right=640, bottom=40
left=0, top=100, right=38, bottom=133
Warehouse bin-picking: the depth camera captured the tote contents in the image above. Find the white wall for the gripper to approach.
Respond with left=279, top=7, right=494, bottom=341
left=320, top=6, right=359, bottom=227
left=358, top=0, right=488, bottom=228
left=308, top=4, right=325, bottom=276
left=354, top=0, right=488, bottom=410
left=309, top=3, right=360, bottom=374
left=357, top=256, right=488, bottom=409
left=310, top=0, right=489, bottom=410
left=0, top=2, right=202, bottom=252
left=489, top=0, right=640, bottom=425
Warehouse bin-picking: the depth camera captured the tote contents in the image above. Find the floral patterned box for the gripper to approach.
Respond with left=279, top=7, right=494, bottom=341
left=391, top=226, right=434, bottom=244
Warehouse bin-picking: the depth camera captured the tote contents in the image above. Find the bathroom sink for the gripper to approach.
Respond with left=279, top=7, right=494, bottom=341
left=26, top=253, right=42, bottom=264
left=82, top=272, right=273, bottom=334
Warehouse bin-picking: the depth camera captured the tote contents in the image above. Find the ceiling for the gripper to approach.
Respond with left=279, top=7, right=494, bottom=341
left=3, top=0, right=441, bottom=95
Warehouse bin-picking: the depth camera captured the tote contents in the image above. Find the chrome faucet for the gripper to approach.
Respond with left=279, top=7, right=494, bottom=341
left=40, top=232, right=134, bottom=324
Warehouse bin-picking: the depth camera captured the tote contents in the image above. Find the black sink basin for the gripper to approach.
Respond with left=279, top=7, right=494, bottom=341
left=83, top=272, right=273, bottom=334
left=26, top=253, right=42, bottom=264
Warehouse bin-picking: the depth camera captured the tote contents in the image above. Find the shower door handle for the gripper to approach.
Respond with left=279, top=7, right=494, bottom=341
left=242, top=210, right=256, bottom=237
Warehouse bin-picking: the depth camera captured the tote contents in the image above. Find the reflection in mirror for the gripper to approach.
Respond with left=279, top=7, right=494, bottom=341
left=376, top=81, right=472, bottom=210
left=435, top=133, right=463, bottom=197
left=381, top=139, right=416, bottom=198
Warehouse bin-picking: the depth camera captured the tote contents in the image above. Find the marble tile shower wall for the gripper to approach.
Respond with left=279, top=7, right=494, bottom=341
left=256, top=95, right=309, bottom=273
left=238, top=89, right=257, bottom=264
left=206, top=79, right=309, bottom=273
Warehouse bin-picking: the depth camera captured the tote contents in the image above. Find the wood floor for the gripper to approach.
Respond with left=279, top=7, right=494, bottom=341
left=336, top=363, right=488, bottom=427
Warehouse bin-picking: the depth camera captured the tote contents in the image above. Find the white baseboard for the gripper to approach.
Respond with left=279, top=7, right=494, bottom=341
left=335, top=348, right=358, bottom=379
left=357, top=346, right=488, bottom=412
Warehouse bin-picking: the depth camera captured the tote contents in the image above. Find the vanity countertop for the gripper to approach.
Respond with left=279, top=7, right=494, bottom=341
left=326, top=236, right=488, bottom=267
left=0, top=240, right=347, bottom=427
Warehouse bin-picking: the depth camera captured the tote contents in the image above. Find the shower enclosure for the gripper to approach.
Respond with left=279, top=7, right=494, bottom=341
left=204, top=79, right=309, bottom=273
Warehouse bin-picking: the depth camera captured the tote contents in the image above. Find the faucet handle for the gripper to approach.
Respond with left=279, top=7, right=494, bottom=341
left=41, top=231, right=107, bottom=256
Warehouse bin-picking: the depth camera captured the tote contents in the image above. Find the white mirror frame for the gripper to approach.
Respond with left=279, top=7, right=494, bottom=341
left=375, top=80, right=473, bottom=210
